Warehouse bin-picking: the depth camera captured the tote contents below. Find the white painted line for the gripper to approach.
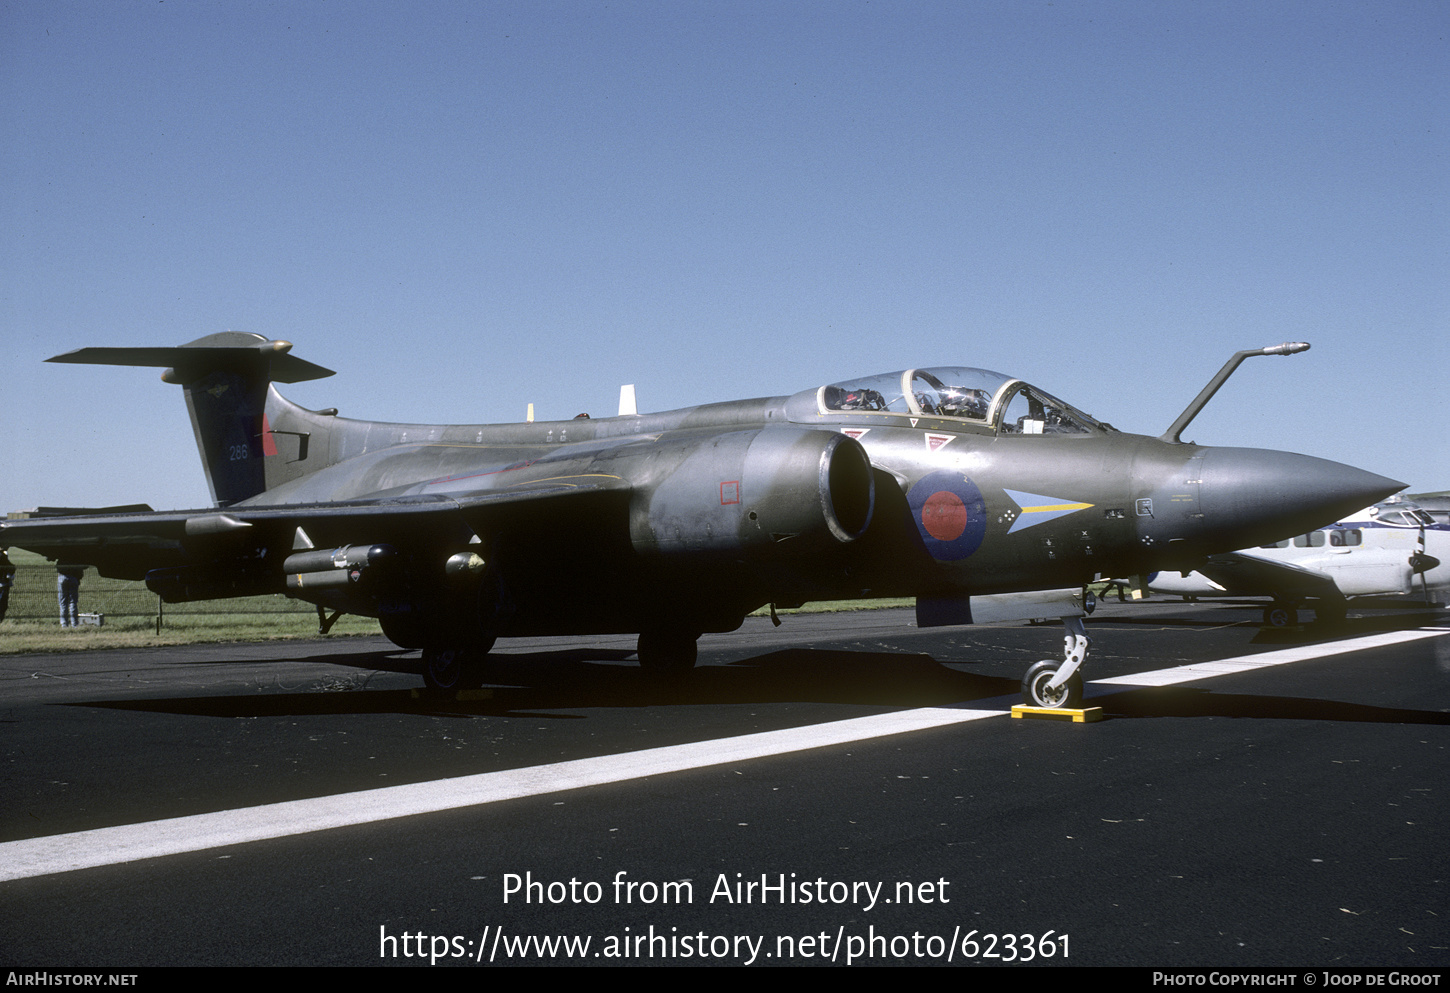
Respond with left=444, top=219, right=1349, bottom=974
left=0, top=705, right=1007, bottom=883
left=2, top=626, right=1446, bottom=883
left=1091, top=627, right=1450, bottom=690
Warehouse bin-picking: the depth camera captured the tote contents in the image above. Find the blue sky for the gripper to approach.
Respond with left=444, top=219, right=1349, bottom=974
left=2, top=0, right=1445, bottom=513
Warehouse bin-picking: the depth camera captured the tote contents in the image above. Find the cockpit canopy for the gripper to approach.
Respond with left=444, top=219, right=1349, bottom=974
left=813, top=367, right=1107, bottom=436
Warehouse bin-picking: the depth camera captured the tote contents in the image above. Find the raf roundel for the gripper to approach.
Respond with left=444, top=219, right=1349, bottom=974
left=907, top=471, right=987, bottom=561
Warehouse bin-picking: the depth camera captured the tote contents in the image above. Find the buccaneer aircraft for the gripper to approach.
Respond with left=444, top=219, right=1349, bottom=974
left=0, top=334, right=1401, bottom=707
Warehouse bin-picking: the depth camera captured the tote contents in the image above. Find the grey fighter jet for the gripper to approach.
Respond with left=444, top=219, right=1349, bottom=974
left=1, top=334, right=1401, bottom=707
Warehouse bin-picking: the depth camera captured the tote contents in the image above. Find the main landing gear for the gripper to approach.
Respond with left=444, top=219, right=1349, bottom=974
left=1262, top=603, right=1298, bottom=629
left=421, top=636, right=496, bottom=693
left=1020, top=615, right=1090, bottom=709
left=1261, top=598, right=1347, bottom=629
left=382, top=613, right=493, bottom=694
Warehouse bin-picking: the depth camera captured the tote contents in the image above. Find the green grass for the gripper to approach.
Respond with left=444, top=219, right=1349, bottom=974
left=0, top=547, right=381, bottom=654
left=0, top=615, right=383, bottom=654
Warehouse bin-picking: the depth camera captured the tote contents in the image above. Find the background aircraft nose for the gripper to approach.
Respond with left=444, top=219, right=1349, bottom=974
left=1198, top=447, right=1404, bottom=548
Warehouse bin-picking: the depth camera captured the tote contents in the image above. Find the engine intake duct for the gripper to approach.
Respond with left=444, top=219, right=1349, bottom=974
left=283, top=543, right=396, bottom=591
left=632, top=426, right=874, bottom=556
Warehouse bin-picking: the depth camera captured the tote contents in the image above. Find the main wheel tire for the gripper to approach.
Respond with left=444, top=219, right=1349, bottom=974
left=1021, top=659, right=1084, bottom=709
left=420, top=640, right=494, bottom=693
left=637, top=629, right=698, bottom=674
left=422, top=645, right=467, bottom=692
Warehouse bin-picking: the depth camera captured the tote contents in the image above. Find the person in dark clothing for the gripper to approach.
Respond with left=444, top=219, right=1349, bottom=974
left=0, top=550, right=14, bottom=623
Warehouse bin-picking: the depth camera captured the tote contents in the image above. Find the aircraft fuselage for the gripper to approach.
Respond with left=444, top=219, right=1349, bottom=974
left=232, top=382, right=1395, bottom=640
left=4, top=339, right=1404, bottom=701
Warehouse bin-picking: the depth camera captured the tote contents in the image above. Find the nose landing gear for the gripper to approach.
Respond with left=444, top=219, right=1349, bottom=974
left=1021, top=615, right=1090, bottom=709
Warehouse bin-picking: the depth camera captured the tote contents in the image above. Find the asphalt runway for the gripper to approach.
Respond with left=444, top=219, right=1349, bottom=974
left=1, top=600, right=1447, bottom=968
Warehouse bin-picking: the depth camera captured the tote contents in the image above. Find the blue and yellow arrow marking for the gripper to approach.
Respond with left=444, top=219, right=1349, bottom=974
left=1004, top=489, right=1095, bottom=534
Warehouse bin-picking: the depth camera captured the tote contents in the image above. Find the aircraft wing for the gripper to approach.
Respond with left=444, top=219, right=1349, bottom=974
left=0, top=477, right=632, bottom=582
left=1194, top=551, right=1341, bottom=600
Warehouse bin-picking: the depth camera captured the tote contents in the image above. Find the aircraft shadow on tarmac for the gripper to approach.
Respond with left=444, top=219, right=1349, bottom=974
left=73, top=647, right=1024, bottom=719
left=70, top=622, right=1450, bottom=728
left=60, top=604, right=1446, bottom=721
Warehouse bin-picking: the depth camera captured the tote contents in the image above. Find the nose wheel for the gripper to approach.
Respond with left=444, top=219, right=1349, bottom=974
left=1021, top=616, right=1090, bottom=709
left=1022, top=660, right=1084, bottom=709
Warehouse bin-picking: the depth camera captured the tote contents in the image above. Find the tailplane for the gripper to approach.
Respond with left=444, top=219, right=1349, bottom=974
left=48, top=332, right=336, bottom=507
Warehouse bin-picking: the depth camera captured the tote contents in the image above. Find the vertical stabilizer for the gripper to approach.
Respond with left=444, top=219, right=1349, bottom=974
left=47, top=332, right=336, bottom=507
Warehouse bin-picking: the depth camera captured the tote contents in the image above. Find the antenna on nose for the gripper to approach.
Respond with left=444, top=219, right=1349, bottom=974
left=1160, top=342, right=1311, bottom=444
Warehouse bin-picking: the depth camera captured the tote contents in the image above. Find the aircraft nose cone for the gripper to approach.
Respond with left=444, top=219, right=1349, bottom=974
left=1199, top=447, right=1404, bottom=547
